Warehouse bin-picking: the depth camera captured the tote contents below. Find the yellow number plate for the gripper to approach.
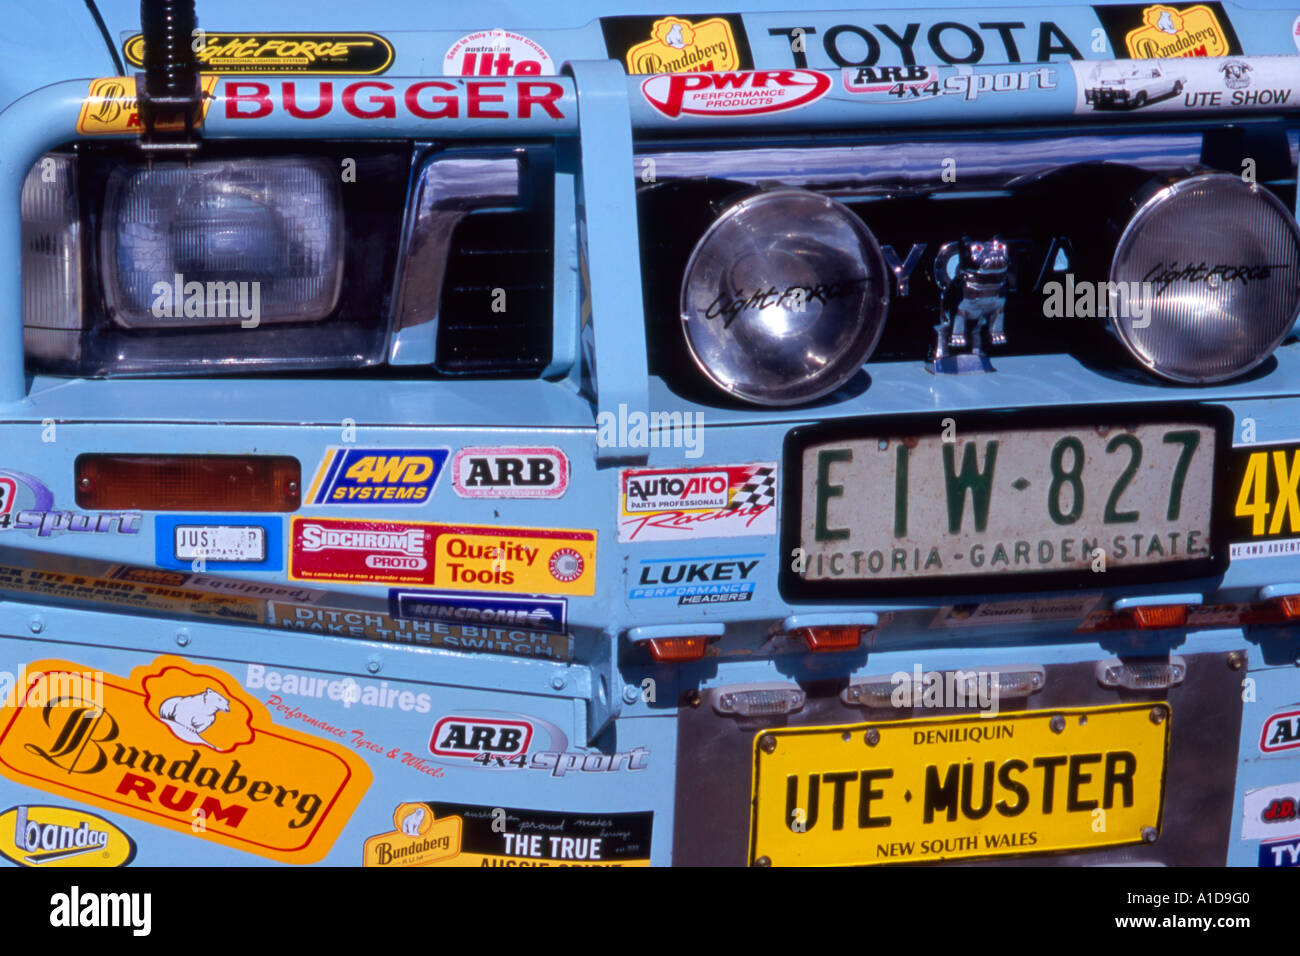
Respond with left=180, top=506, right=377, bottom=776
left=750, top=704, right=1168, bottom=866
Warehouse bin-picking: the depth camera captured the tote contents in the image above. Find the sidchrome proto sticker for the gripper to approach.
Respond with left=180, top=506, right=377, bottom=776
left=124, top=32, right=395, bottom=74
left=618, top=462, right=777, bottom=542
left=364, top=802, right=652, bottom=867
left=289, top=517, right=597, bottom=595
left=76, top=75, right=218, bottom=135
left=0, top=805, right=136, bottom=867
left=0, top=656, right=371, bottom=864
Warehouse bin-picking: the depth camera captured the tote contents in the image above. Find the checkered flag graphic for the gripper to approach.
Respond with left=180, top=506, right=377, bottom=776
left=727, top=466, right=776, bottom=510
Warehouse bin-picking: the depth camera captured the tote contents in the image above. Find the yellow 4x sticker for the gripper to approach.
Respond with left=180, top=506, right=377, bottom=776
left=1234, top=447, right=1300, bottom=537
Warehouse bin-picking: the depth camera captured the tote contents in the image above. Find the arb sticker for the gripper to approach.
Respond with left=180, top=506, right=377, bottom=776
left=618, top=462, right=777, bottom=542
left=0, top=656, right=371, bottom=864
left=307, top=447, right=448, bottom=506
left=443, top=30, right=554, bottom=76
left=642, top=70, right=831, bottom=118
left=0, top=805, right=136, bottom=867
left=451, top=447, right=568, bottom=499
left=1262, top=709, right=1300, bottom=755
left=77, top=76, right=219, bottom=135
left=290, top=517, right=597, bottom=595
left=124, top=32, right=395, bottom=74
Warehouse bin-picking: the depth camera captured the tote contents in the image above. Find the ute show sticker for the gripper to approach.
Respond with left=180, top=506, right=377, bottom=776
left=289, top=517, right=597, bottom=595
left=76, top=75, right=219, bottom=135
left=450, top=446, right=568, bottom=499
left=0, top=656, right=371, bottom=864
left=1070, top=55, right=1294, bottom=116
left=365, top=802, right=653, bottom=867
left=124, top=32, right=394, bottom=74
left=306, top=447, right=449, bottom=506
left=0, top=805, right=136, bottom=867
left=618, top=462, right=777, bottom=543
left=443, top=30, right=554, bottom=76
left=641, top=70, right=831, bottom=118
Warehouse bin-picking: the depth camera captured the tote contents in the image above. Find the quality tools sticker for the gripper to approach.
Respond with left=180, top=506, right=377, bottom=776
left=77, top=76, right=219, bottom=135
left=618, top=462, right=777, bottom=542
left=290, top=518, right=597, bottom=595
left=0, top=656, right=371, bottom=864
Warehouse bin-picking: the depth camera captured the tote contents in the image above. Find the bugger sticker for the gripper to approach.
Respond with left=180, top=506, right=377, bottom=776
left=0, top=656, right=371, bottom=864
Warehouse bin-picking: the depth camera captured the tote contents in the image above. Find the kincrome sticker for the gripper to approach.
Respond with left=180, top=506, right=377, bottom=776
left=390, top=590, right=566, bottom=634
left=1092, top=3, right=1241, bottom=59
left=443, top=30, right=554, bottom=76
left=0, top=468, right=139, bottom=537
left=642, top=69, right=830, bottom=118
left=1225, top=440, right=1300, bottom=560
left=0, top=805, right=136, bottom=867
left=76, top=76, right=218, bottom=135
left=618, top=462, right=776, bottom=543
left=368, top=802, right=653, bottom=867
left=124, top=32, right=395, bottom=74
left=307, top=448, right=449, bottom=506
left=427, top=710, right=649, bottom=776
left=154, top=514, right=282, bottom=571
left=0, top=656, right=371, bottom=864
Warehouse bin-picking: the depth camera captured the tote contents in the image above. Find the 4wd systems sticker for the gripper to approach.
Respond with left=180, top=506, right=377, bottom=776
left=306, top=448, right=449, bottom=506
left=289, top=517, right=596, bottom=595
left=124, top=32, right=394, bottom=74
left=364, top=802, right=652, bottom=867
left=642, top=69, right=830, bottom=117
left=618, top=462, right=777, bottom=542
left=0, top=656, right=371, bottom=864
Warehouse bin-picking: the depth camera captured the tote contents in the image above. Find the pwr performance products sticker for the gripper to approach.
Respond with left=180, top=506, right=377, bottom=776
left=77, top=76, right=218, bottom=135
left=443, top=30, right=554, bottom=76
left=642, top=69, right=830, bottom=117
left=307, top=448, right=449, bottom=506
left=618, top=462, right=777, bottom=542
left=289, top=517, right=597, bottom=595
left=124, top=32, right=395, bottom=74
left=0, top=656, right=370, bottom=864
left=364, top=802, right=652, bottom=867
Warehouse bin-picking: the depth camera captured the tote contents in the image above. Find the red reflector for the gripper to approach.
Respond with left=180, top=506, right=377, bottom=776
left=645, top=637, right=710, bottom=662
left=799, top=625, right=865, bottom=652
left=1130, top=605, right=1188, bottom=629
left=75, top=455, right=300, bottom=512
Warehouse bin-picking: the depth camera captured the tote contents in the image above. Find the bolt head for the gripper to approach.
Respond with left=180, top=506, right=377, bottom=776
left=27, top=617, right=42, bottom=634
left=175, top=631, right=190, bottom=647
left=367, top=659, right=381, bottom=674
left=1149, top=705, right=1167, bottom=724
left=753, top=856, right=772, bottom=867
left=865, top=728, right=881, bottom=746
left=759, top=734, right=777, bottom=754
left=1227, top=651, right=1246, bottom=670
left=622, top=684, right=639, bottom=704
left=551, top=675, right=566, bottom=690
left=1049, top=714, right=1066, bottom=734
left=1142, top=826, right=1158, bottom=843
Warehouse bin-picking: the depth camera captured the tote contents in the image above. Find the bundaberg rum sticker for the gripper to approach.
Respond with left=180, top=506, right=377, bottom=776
left=0, top=656, right=371, bottom=864
left=76, top=76, right=219, bottom=135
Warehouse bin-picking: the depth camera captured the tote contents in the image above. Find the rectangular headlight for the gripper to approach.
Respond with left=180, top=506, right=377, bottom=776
left=103, top=158, right=343, bottom=329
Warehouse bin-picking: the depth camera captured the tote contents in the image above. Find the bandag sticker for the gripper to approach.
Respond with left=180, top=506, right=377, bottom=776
left=289, top=517, right=596, bottom=595
left=0, top=805, right=137, bottom=868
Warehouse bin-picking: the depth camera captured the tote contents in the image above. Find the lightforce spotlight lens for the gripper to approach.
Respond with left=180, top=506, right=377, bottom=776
left=679, top=189, right=890, bottom=406
left=1108, top=173, right=1300, bottom=384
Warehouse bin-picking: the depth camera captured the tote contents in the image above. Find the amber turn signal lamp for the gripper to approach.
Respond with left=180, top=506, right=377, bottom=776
left=1129, top=604, right=1188, bottom=630
left=75, top=454, right=300, bottom=511
left=1275, top=595, right=1300, bottom=620
left=798, top=625, right=867, bottom=652
left=645, top=637, right=711, bottom=663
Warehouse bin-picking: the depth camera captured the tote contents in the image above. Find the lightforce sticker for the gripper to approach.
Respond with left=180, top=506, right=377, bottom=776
left=124, top=32, right=395, bottom=74
left=289, top=517, right=597, bottom=595
left=618, top=462, right=777, bottom=542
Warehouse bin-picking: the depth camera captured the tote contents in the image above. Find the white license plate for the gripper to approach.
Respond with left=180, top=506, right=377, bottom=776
left=797, top=421, right=1216, bottom=582
left=174, top=525, right=266, bottom=563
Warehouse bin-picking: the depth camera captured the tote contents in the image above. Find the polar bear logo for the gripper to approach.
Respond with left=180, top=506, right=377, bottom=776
left=158, top=688, right=230, bottom=748
left=664, top=23, right=687, bottom=49
left=401, top=806, right=427, bottom=836
left=1156, top=10, right=1179, bottom=34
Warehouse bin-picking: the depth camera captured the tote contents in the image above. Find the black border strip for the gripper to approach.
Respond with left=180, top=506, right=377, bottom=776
left=779, top=402, right=1234, bottom=601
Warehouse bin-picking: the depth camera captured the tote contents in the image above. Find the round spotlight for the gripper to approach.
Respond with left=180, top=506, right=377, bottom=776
left=679, top=189, right=889, bottom=406
left=1109, top=173, right=1300, bottom=384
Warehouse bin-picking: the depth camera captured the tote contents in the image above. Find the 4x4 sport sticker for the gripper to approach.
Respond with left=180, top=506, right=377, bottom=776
left=0, top=656, right=371, bottom=864
left=289, top=517, right=596, bottom=595
left=123, top=32, right=395, bottom=74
